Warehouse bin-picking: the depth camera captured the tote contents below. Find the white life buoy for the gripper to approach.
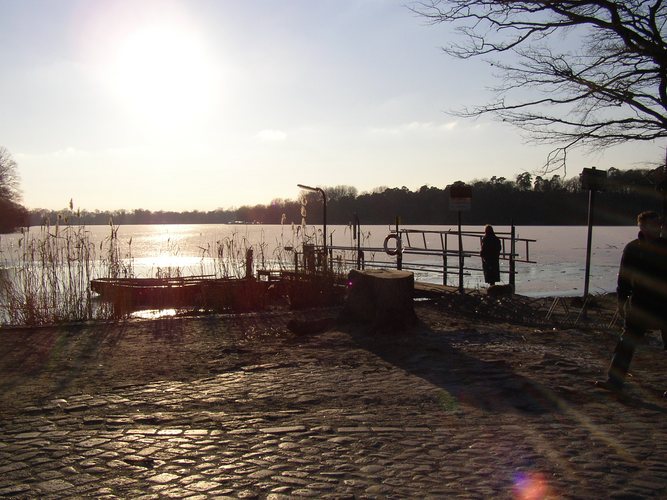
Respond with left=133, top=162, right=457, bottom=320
left=383, top=234, right=401, bottom=256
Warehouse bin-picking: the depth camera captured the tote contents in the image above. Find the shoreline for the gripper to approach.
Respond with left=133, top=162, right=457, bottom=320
left=0, top=288, right=619, bottom=331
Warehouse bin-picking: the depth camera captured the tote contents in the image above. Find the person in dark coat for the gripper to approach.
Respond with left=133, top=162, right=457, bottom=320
left=596, top=211, right=667, bottom=393
left=480, top=224, right=501, bottom=285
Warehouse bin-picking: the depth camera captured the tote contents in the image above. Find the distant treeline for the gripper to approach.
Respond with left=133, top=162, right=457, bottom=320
left=26, top=168, right=666, bottom=228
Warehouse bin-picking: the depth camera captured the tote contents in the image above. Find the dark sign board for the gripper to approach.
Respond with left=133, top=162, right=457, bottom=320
left=449, top=183, right=472, bottom=211
left=449, top=184, right=473, bottom=199
left=581, top=167, right=607, bottom=191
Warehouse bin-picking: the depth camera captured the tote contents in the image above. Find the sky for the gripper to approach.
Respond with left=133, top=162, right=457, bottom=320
left=1, top=0, right=664, bottom=212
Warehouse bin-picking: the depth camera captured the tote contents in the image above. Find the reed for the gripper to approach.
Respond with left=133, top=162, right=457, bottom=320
left=194, top=232, right=261, bottom=278
left=0, top=216, right=359, bottom=327
left=0, top=216, right=134, bottom=326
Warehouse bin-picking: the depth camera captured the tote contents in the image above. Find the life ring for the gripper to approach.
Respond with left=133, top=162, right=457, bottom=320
left=383, top=234, right=401, bottom=256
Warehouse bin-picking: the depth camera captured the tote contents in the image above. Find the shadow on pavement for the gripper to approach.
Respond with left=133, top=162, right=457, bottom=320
left=344, top=319, right=564, bottom=415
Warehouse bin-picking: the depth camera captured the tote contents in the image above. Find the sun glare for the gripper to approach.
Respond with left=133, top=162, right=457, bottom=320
left=109, top=22, right=220, bottom=127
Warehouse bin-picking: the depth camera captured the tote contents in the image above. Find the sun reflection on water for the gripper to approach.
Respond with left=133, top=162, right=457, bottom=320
left=131, top=308, right=178, bottom=320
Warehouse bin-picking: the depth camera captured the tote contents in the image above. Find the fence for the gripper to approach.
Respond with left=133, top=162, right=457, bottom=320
left=299, top=225, right=536, bottom=291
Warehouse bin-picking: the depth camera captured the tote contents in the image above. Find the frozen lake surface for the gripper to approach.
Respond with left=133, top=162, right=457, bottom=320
left=0, top=224, right=637, bottom=297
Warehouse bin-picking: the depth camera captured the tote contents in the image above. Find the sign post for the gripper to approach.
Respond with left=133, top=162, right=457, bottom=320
left=655, top=153, right=667, bottom=237
left=449, top=183, right=472, bottom=294
left=581, top=167, right=607, bottom=315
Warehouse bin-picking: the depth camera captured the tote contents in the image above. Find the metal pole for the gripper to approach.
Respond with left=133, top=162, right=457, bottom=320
left=458, top=211, right=464, bottom=293
left=509, top=221, right=516, bottom=289
left=583, top=188, right=595, bottom=302
left=354, top=214, right=361, bottom=269
left=662, top=154, right=667, bottom=237
left=442, top=233, right=448, bottom=286
left=319, top=188, right=327, bottom=273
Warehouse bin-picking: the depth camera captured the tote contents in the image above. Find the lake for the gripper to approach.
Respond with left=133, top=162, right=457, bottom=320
left=0, top=223, right=637, bottom=297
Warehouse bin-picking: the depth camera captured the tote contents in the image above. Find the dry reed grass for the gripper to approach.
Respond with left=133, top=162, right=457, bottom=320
left=0, top=217, right=125, bottom=326
left=0, top=214, right=361, bottom=327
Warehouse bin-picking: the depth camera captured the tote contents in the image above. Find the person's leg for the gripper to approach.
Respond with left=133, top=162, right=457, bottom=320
left=606, top=312, right=646, bottom=388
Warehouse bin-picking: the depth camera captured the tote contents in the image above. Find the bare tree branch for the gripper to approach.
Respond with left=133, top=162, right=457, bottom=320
left=411, top=0, right=667, bottom=174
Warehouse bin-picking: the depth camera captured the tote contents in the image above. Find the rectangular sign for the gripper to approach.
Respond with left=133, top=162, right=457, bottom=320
left=449, top=198, right=471, bottom=211
left=450, top=184, right=473, bottom=199
left=581, top=167, right=607, bottom=191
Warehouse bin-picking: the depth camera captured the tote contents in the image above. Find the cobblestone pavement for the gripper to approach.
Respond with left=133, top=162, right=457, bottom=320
left=1, top=305, right=666, bottom=498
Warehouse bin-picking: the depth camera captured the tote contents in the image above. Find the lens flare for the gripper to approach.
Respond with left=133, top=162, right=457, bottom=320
left=513, top=471, right=550, bottom=500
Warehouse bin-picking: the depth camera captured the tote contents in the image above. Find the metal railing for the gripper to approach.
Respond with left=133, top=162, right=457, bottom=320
left=325, top=226, right=536, bottom=290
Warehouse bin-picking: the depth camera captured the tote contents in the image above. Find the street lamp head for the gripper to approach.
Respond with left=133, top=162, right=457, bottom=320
left=297, top=183, right=317, bottom=192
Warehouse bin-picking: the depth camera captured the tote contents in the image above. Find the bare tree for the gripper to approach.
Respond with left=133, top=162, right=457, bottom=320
left=412, top=1, right=667, bottom=174
left=0, top=146, right=22, bottom=204
left=0, top=147, right=27, bottom=233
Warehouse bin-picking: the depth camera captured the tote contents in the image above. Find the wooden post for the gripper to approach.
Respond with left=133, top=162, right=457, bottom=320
left=245, top=248, right=254, bottom=279
left=395, top=216, right=402, bottom=271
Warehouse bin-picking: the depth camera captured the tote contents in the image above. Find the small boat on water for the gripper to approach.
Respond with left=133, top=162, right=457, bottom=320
left=91, top=272, right=345, bottom=315
left=91, top=275, right=270, bottom=313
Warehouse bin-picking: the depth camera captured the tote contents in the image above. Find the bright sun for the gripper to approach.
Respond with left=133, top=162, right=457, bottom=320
left=109, top=22, right=219, bottom=127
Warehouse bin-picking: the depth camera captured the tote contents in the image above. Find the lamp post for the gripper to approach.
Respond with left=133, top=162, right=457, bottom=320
left=297, top=184, right=327, bottom=272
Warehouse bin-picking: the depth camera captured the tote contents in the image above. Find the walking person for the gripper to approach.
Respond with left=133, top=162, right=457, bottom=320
left=480, top=225, right=502, bottom=286
left=596, top=211, right=667, bottom=394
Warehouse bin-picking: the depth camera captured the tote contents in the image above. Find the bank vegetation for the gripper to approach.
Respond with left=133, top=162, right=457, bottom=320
left=26, top=168, right=667, bottom=227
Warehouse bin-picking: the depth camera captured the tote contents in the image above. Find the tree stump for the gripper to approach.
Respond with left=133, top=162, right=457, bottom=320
left=343, top=269, right=416, bottom=330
